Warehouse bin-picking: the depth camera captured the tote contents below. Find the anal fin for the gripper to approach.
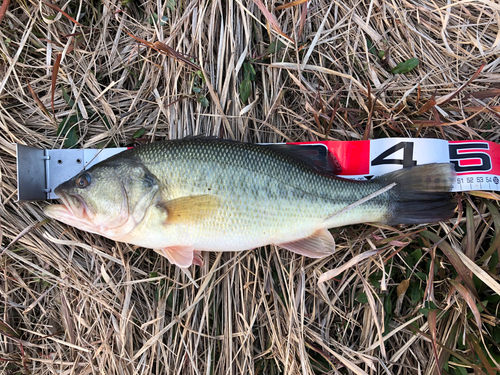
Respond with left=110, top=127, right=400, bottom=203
left=276, top=228, right=335, bottom=258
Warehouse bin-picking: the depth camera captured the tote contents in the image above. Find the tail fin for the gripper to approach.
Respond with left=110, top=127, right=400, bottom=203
left=376, top=163, right=456, bottom=225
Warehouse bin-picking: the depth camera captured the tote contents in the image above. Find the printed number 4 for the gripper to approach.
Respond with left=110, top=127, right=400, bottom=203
left=371, top=142, right=417, bottom=168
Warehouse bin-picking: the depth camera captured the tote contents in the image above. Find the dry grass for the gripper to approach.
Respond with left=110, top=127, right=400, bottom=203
left=1, top=0, right=500, bottom=373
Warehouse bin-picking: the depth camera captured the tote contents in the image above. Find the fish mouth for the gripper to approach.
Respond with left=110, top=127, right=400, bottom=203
left=58, top=188, right=90, bottom=219
left=44, top=187, right=92, bottom=224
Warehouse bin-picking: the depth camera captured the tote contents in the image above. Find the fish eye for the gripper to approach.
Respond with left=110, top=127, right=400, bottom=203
left=76, top=173, right=91, bottom=188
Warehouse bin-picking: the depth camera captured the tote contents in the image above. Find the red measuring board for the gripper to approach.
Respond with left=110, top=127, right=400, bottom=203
left=290, top=138, right=500, bottom=192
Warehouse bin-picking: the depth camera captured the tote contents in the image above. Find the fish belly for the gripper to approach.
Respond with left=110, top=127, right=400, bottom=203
left=122, top=173, right=387, bottom=252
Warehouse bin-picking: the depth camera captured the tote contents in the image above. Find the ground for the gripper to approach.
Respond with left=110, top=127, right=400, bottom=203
left=1, top=0, right=500, bottom=373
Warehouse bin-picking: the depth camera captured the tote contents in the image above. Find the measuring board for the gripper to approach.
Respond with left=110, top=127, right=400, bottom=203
left=16, top=138, right=500, bottom=201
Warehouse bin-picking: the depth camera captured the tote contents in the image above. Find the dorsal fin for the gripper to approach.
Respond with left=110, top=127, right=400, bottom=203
left=181, top=134, right=221, bottom=141
left=180, top=136, right=342, bottom=175
left=263, top=144, right=342, bottom=175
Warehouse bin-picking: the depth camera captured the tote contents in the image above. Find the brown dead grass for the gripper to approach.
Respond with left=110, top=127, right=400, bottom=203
left=1, top=0, right=500, bottom=374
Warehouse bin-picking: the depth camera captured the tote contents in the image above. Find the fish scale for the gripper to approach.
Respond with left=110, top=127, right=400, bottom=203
left=44, top=138, right=456, bottom=268
left=131, top=140, right=391, bottom=245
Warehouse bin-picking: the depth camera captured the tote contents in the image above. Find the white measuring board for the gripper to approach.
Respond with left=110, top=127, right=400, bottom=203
left=16, top=138, right=499, bottom=201
left=290, top=138, right=500, bottom=192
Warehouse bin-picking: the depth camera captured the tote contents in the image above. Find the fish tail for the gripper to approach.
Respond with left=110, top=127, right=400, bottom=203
left=377, top=163, right=456, bottom=225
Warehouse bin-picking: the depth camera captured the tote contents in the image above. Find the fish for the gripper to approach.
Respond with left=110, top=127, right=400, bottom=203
left=43, top=138, right=456, bottom=268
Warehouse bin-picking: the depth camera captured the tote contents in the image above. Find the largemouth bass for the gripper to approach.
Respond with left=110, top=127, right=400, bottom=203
left=44, top=138, right=456, bottom=267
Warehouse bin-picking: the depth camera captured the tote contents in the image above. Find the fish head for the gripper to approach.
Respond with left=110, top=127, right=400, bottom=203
left=44, top=155, right=160, bottom=239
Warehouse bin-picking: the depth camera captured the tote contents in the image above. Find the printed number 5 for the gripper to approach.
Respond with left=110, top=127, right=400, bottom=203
left=371, top=142, right=417, bottom=168
left=449, top=143, right=492, bottom=173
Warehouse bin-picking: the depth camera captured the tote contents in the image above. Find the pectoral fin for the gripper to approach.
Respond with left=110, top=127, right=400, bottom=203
left=276, top=228, right=335, bottom=258
left=156, top=246, right=196, bottom=268
left=159, top=195, right=220, bottom=225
